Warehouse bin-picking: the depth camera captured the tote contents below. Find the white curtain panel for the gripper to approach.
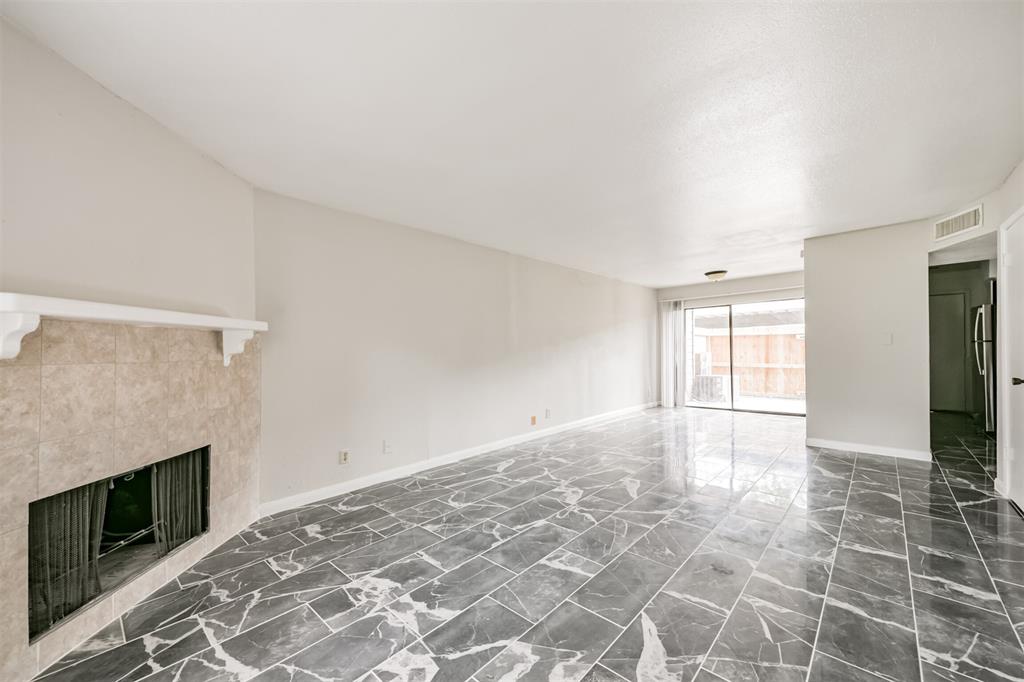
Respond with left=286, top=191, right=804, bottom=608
left=660, top=301, right=683, bottom=407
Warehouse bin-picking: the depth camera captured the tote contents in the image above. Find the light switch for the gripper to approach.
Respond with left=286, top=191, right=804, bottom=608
left=881, top=333, right=893, bottom=346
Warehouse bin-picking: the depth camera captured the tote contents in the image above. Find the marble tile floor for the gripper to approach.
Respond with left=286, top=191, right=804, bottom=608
left=34, top=408, right=1024, bottom=682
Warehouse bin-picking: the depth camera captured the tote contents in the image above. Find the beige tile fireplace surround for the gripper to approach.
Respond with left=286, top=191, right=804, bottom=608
left=0, top=320, right=262, bottom=680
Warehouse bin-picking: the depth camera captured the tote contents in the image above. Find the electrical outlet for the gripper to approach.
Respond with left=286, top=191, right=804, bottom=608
left=545, top=408, right=551, bottom=420
left=530, top=415, right=537, bottom=426
left=338, top=450, right=350, bottom=466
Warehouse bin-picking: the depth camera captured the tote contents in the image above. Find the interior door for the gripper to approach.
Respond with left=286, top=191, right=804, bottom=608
left=929, top=293, right=967, bottom=412
left=1007, top=218, right=1024, bottom=502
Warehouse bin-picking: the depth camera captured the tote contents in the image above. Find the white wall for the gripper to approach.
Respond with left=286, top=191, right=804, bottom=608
left=255, top=190, right=658, bottom=505
left=1, top=21, right=255, bottom=318
left=804, top=220, right=932, bottom=459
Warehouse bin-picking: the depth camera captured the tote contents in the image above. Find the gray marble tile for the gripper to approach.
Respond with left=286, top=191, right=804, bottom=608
left=703, top=514, right=778, bottom=561
left=178, top=533, right=305, bottom=586
left=974, top=532, right=1024, bottom=586
left=750, top=472, right=805, bottom=501
left=787, top=491, right=848, bottom=527
left=122, top=560, right=281, bottom=639
left=914, top=589, right=1024, bottom=682
left=420, top=501, right=506, bottom=538
left=801, top=471, right=853, bottom=500
left=241, top=506, right=340, bottom=544
left=291, top=505, right=392, bottom=543
left=549, top=495, right=623, bottom=532
left=601, top=592, right=722, bottom=682
left=564, top=516, right=648, bottom=565
left=310, top=555, right=444, bottom=631
left=745, top=548, right=831, bottom=618
left=478, top=601, right=622, bottom=681
left=387, top=556, right=514, bottom=636
left=855, top=454, right=899, bottom=475
left=331, top=527, right=442, bottom=577
left=415, top=520, right=518, bottom=571
left=904, top=513, right=980, bottom=559
left=845, top=486, right=903, bottom=520
left=325, top=483, right=409, bottom=512
left=808, top=652, right=890, bottom=681
left=571, top=552, right=675, bottom=626
left=907, top=543, right=1002, bottom=612
left=771, top=516, right=840, bottom=562
left=196, top=563, right=349, bottom=642
left=420, top=598, right=532, bottom=682
left=671, top=497, right=731, bottom=530
left=831, top=542, right=913, bottom=607
left=486, top=480, right=558, bottom=508
left=920, top=661, right=980, bottom=682
left=995, top=579, right=1024, bottom=637
left=734, top=491, right=792, bottom=524
left=491, top=548, right=602, bottom=622
left=628, top=517, right=708, bottom=568
left=175, top=605, right=331, bottom=681
left=851, top=469, right=898, bottom=493
left=392, top=498, right=458, bottom=525
left=438, top=478, right=514, bottom=507
left=662, top=547, right=756, bottom=617
left=817, top=585, right=919, bottom=682
left=492, top=494, right=566, bottom=530
left=258, top=610, right=414, bottom=681
left=593, top=478, right=658, bottom=506
left=376, top=487, right=451, bottom=514
left=840, top=510, right=908, bottom=556
left=482, top=521, right=577, bottom=572
left=902, top=496, right=967, bottom=523
left=707, top=592, right=819, bottom=672
left=613, top=490, right=681, bottom=526
left=266, top=526, right=383, bottom=578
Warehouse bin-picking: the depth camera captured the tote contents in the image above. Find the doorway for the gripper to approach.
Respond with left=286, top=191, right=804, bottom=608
left=682, top=299, right=806, bottom=415
left=927, top=260, right=995, bottom=434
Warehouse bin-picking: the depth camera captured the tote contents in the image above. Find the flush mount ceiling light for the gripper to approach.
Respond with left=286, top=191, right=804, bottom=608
left=704, top=270, right=727, bottom=282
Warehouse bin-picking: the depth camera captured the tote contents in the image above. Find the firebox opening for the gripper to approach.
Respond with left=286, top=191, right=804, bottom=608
left=28, top=446, right=210, bottom=641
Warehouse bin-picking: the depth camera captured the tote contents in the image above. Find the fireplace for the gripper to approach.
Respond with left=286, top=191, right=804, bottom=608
left=28, top=446, right=210, bottom=640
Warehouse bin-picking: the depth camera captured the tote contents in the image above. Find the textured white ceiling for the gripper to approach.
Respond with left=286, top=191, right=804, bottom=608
left=4, top=2, right=1022, bottom=287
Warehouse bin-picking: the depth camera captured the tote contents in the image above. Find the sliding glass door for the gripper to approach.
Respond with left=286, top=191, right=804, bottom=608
left=684, top=306, right=732, bottom=409
left=683, top=299, right=805, bottom=415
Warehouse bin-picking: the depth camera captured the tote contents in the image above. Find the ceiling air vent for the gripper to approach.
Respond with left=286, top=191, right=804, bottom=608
left=934, top=205, right=983, bottom=241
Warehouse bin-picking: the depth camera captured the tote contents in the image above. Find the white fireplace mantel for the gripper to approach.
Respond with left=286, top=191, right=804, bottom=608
left=0, top=293, right=269, bottom=366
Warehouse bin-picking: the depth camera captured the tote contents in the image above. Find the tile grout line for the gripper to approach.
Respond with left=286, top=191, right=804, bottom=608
left=801, top=453, right=856, bottom=682
left=896, top=461, right=928, bottom=682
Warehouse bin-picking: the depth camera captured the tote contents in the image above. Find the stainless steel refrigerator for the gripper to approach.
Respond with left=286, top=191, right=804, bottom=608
left=973, top=282, right=997, bottom=433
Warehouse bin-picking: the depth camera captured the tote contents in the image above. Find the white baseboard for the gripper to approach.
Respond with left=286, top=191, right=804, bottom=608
left=259, top=402, right=658, bottom=517
left=805, top=437, right=932, bottom=462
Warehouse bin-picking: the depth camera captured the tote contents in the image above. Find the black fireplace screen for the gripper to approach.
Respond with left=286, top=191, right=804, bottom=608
left=28, top=446, right=209, bottom=639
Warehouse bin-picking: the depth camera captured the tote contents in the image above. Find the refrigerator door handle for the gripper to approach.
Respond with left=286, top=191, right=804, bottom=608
left=973, top=308, right=985, bottom=376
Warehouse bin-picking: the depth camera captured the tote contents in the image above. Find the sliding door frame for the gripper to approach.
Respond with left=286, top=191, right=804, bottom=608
left=682, top=297, right=806, bottom=417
